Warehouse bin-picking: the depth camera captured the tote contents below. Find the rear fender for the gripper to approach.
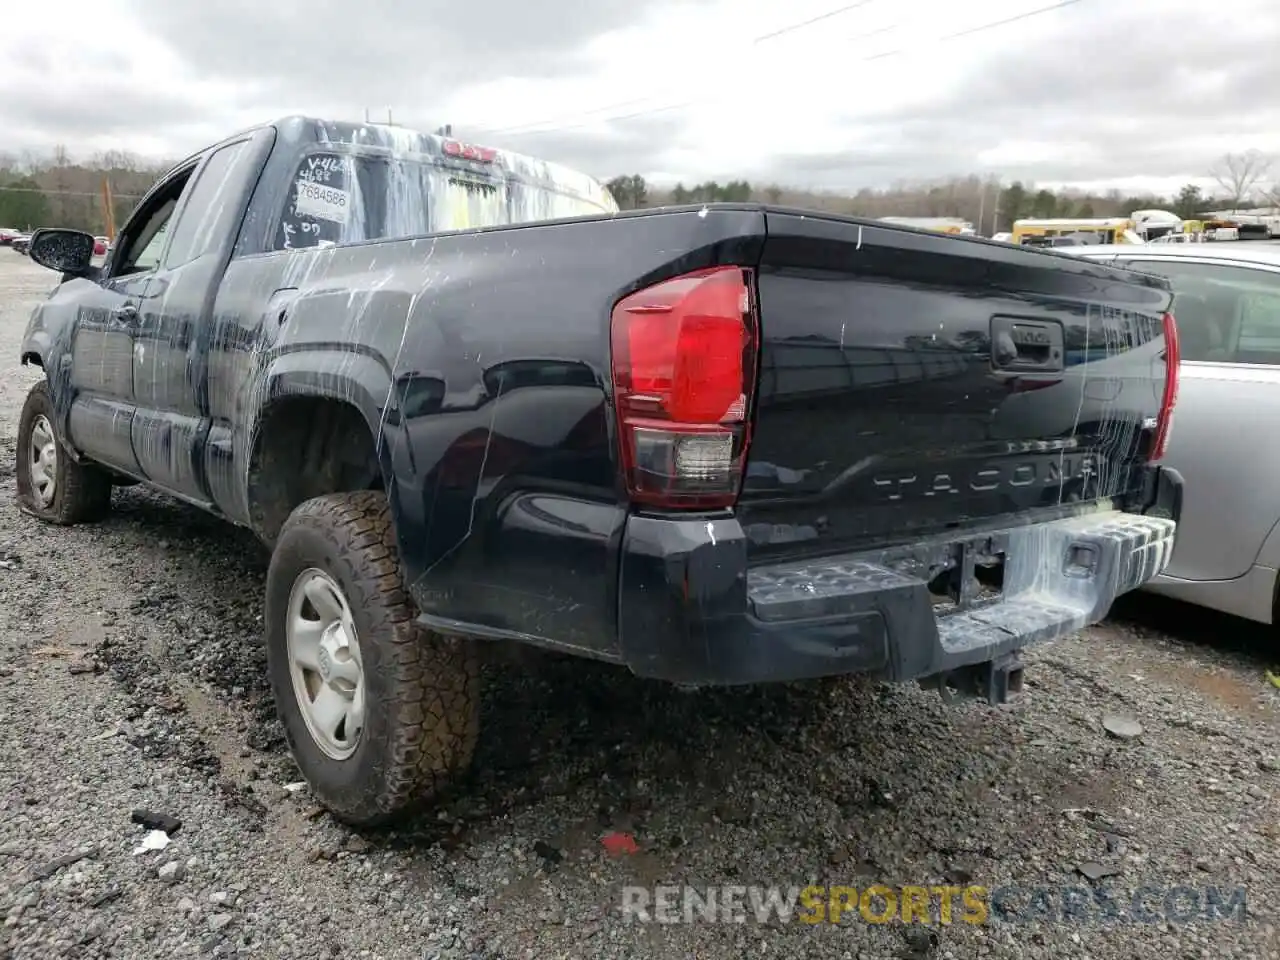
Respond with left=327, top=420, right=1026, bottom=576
left=259, top=348, right=392, bottom=431
left=254, top=347, right=409, bottom=516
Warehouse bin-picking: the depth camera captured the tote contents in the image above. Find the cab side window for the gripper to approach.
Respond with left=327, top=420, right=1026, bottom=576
left=163, top=141, right=250, bottom=268
left=1122, top=259, right=1280, bottom=365
left=275, top=152, right=440, bottom=251
left=111, top=166, right=196, bottom=278
left=276, top=153, right=377, bottom=251
left=130, top=208, right=173, bottom=273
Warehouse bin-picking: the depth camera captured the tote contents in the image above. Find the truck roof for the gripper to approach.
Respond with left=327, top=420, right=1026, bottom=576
left=172, top=114, right=619, bottom=214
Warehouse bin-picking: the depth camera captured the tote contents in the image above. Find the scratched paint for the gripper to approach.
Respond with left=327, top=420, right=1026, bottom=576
left=18, top=115, right=1176, bottom=662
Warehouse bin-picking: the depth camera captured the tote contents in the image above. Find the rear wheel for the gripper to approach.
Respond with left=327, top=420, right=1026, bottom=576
left=15, top=381, right=113, bottom=524
left=265, top=491, right=480, bottom=827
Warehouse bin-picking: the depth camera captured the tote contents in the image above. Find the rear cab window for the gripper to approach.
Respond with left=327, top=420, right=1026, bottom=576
left=1118, top=258, right=1280, bottom=365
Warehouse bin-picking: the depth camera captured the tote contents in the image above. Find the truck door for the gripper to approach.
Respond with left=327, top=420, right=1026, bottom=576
left=63, top=163, right=198, bottom=477
left=130, top=130, right=273, bottom=505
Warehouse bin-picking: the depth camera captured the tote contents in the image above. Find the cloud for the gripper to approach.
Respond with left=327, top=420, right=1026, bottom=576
left=3, top=77, right=211, bottom=142
left=463, top=114, right=691, bottom=183
left=736, top=0, right=1280, bottom=190
left=116, top=0, right=717, bottom=132
left=2, top=0, right=1280, bottom=195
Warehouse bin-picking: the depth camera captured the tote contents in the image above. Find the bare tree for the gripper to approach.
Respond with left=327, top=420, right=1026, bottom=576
left=1257, top=171, right=1280, bottom=210
left=19, top=149, right=49, bottom=175
left=1210, top=150, right=1273, bottom=210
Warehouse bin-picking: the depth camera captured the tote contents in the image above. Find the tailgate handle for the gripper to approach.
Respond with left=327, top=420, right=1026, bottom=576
left=990, top=317, right=1063, bottom=372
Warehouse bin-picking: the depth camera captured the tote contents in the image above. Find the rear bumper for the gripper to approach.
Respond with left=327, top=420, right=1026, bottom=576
left=616, top=466, right=1183, bottom=686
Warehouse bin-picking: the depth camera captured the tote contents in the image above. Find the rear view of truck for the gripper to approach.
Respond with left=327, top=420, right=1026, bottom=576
left=612, top=212, right=1182, bottom=702
left=16, top=116, right=1185, bottom=828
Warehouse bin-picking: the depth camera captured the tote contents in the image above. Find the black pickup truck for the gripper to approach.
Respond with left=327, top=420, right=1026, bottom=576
left=15, top=116, right=1183, bottom=826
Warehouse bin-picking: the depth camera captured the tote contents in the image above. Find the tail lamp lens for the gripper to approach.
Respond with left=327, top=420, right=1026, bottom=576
left=610, top=266, right=757, bottom=508
left=1152, top=310, right=1180, bottom=461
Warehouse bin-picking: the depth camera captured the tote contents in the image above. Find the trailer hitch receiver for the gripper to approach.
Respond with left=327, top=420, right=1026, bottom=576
left=925, top=652, right=1025, bottom=706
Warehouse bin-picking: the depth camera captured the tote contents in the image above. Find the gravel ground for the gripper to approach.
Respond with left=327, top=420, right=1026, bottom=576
left=0, top=251, right=1278, bottom=959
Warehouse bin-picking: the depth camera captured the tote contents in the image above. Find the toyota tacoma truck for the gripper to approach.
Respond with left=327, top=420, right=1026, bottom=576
left=14, top=116, right=1183, bottom=827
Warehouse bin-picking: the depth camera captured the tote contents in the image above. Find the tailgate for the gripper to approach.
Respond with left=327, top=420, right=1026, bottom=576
left=738, top=213, right=1174, bottom=562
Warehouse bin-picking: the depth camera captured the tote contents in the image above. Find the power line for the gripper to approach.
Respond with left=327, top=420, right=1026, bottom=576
left=517, top=0, right=1082, bottom=137
left=476, top=0, right=878, bottom=138
left=0, top=184, right=145, bottom=200
left=816, top=0, right=1084, bottom=65
left=940, top=0, right=1080, bottom=40
left=753, top=0, right=877, bottom=41
left=483, top=0, right=1082, bottom=141
left=844, top=23, right=895, bottom=42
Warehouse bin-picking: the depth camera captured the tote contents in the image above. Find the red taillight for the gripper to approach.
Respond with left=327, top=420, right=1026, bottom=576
left=610, top=266, right=757, bottom=509
left=1151, top=311, right=1180, bottom=461
left=442, top=139, right=497, bottom=163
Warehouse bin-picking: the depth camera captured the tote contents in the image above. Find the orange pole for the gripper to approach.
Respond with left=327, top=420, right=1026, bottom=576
left=101, top=175, right=116, bottom=240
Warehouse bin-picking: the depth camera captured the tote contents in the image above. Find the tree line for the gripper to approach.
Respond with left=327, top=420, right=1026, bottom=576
left=0, top=148, right=171, bottom=234
left=607, top=151, right=1280, bottom=234
left=3, top=143, right=1275, bottom=238
left=606, top=174, right=1250, bottom=233
left=607, top=172, right=1224, bottom=233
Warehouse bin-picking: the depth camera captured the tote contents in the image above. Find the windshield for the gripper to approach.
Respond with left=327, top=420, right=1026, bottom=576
left=275, top=151, right=613, bottom=251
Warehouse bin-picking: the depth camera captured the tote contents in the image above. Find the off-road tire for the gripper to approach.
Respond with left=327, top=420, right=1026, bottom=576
left=265, top=490, right=480, bottom=827
left=15, top=380, right=113, bottom=524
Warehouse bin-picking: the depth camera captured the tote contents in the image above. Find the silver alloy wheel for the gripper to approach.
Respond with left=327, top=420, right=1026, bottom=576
left=286, top=568, right=366, bottom=760
left=28, top=415, right=57, bottom=508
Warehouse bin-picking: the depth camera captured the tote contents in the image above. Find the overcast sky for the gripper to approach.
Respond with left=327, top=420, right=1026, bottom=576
left=3, top=0, right=1278, bottom=194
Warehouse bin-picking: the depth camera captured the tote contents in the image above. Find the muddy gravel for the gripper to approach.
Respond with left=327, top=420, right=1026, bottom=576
left=0, top=251, right=1278, bottom=959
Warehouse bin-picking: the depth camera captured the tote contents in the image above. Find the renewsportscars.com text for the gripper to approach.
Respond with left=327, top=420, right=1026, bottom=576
left=620, top=884, right=1248, bottom=926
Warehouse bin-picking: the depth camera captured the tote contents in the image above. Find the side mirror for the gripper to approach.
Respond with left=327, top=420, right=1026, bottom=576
left=28, top=228, right=96, bottom=278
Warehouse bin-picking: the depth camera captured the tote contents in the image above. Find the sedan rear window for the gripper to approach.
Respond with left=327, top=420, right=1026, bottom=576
left=1119, top=259, right=1280, bottom=365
